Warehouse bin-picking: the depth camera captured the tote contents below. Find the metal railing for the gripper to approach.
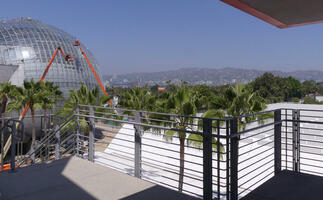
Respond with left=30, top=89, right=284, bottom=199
left=72, top=105, right=282, bottom=199
left=16, top=107, right=77, bottom=167
left=5, top=105, right=323, bottom=200
left=0, top=118, right=24, bottom=172
left=281, top=109, right=323, bottom=176
left=75, top=104, right=228, bottom=199
left=228, top=110, right=281, bottom=198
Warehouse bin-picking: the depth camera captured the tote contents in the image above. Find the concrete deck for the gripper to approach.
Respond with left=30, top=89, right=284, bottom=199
left=241, top=170, right=323, bottom=200
left=0, top=157, right=199, bottom=200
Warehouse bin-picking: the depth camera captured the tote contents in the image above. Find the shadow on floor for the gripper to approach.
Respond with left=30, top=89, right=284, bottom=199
left=0, top=156, right=199, bottom=200
left=0, top=157, right=97, bottom=200
left=120, top=185, right=199, bottom=200
left=241, top=170, right=323, bottom=200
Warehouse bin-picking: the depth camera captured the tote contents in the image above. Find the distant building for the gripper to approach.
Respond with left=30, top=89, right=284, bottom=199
left=157, top=87, right=167, bottom=92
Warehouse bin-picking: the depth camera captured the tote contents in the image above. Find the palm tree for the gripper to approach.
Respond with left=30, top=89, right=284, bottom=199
left=9, top=79, right=45, bottom=154
left=117, top=86, right=159, bottom=129
left=163, top=86, right=196, bottom=192
left=119, top=87, right=156, bottom=111
left=38, top=82, right=62, bottom=136
left=159, top=85, right=223, bottom=192
left=205, top=83, right=268, bottom=131
left=134, top=85, right=225, bottom=192
left=0, top=82, right=17, bottom=168
left=58, top=83, right=108, bottom=133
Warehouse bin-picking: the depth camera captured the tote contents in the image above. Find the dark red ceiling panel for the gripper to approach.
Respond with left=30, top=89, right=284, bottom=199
left=221, top=0, right=323, bottom=28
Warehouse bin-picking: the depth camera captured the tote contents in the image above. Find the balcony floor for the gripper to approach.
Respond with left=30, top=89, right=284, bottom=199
left=0, top=157, right=199, bottom=200
left=242, top=170, right=323, bottom=200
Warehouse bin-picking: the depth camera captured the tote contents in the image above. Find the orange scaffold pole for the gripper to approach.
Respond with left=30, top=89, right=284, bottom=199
left=20, top=47, right=72, bottom=118
left=74, top=40, right=112, bottom=104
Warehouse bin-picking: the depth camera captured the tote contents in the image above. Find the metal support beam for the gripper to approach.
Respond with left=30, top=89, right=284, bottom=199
left=230, top=118, right=238, bottom=200
left=76, top=106, right=80, bottom=157
left=203, top=118, right=213, bottom=200
left=55, top=125, right=60, bottom=160
left=88, top=106, right=95, bottom=162
left=296, top=110, right=300, bottom=172
left=274, top=109, right=282, bottom=175
left=10, top=129, right=16, bottom=173
left=134, top=111, right=142, bottom=178
left=226, top=120, right=230, bottom=200
left=292, top=109, right=300, bottom=172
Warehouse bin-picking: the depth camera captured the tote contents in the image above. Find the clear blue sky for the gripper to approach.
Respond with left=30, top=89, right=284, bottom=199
left=1, top=0, right=323, bottom=74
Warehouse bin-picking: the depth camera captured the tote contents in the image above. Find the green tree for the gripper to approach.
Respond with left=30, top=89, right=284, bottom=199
left=303, top=96, right=323, bottom=104
left=162, top=86, right=197, bottom=192
left=38, top=81, right=62, bottom=136
left=205, top=83, right=268, bottom=131
left=119, top=87, right=156, bottom=111
left=165, top=82, right=177, bottom=93
left=9, top=79, right=45, bottom=155
left=191, top=85, right=213, bottom=111
left=318, top=83, right=323, bottom=95
left=293, top=97, right=300, bottom=103
left=301, top=80, right=318, bottom=96
left=282, top=76, right=302, bottom=100
left=58, top=83, right=109, bottom=134
left=248, top=73, right=285, bottom=103
left=155, top=85, right=223, bottom=192
left=150, top=84, right=159, bottom=94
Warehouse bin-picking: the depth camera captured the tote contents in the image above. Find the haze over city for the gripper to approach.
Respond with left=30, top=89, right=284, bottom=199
left=1, top=0, right=323, bottom=74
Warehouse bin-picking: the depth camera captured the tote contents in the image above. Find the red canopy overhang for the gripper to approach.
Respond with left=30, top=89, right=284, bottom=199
left=221, top=0, right=323, bottom=28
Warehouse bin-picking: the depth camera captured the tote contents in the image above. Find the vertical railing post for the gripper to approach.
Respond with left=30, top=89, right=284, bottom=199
left=41, top=116, right=43, bottom=135
left=134, top=111, right=142, bottom=178
left=292, top=109, right=300, bottom=172
left=226, top=120, right=230, bottom=200
left=297, top=110, right=300, bottom=171
left=10, top=130, right=16, bottom=173
left=55, top=125, right=60, bottom=160
left=76, top=105, right=80, bottom=156
left=203, top=118, right=212, bottom=200
left=230, top=118, right=238, bottom=200
left=88, top=106, right=95, bottom=162
left=274, top=109, right=282, bottom=176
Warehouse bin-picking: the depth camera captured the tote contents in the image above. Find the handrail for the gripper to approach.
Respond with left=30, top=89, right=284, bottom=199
left=47, top=106, right=77, bottom=134
left=78, top=104, right=227, bottom=121
left=17, top=108, right=76, bottom=167
left=75, top=113, right=213, bottom=137
left=230, top=121, right=283, bottom=138
left=285, top=119, right=323, bottom=125
left=0, top=114, right=55, bottom=120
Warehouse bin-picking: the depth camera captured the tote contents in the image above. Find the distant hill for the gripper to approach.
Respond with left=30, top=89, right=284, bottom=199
left=103, top=67, right=323, bottom=86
